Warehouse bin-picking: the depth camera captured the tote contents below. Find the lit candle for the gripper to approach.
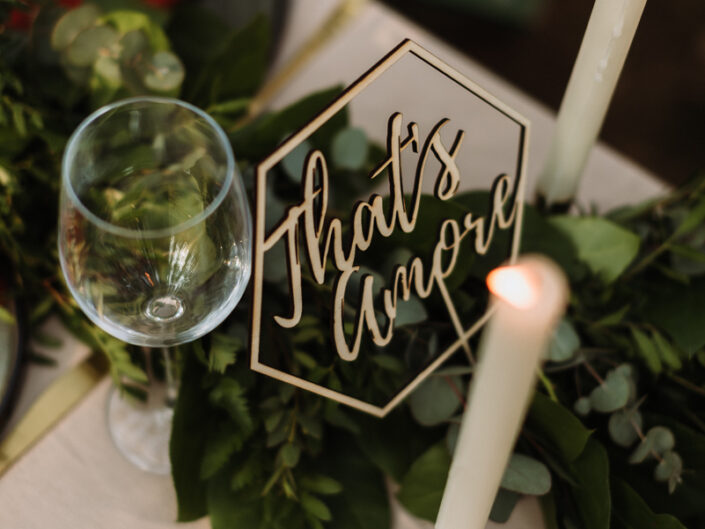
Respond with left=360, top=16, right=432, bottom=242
left=537, top=0, right=647, bottom=205
left=435, top=256, right=568, bottom=529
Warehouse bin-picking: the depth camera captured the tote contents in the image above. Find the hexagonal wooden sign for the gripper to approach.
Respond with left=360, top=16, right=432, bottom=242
left=250, top=39, right=529, bottom=417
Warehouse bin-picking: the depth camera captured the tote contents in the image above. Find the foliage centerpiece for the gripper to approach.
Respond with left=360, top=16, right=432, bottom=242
left=1, top=2, right=705, bottom=529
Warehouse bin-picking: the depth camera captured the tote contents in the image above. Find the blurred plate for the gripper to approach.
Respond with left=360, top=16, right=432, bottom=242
left=0, top=276, right=23, bottom=437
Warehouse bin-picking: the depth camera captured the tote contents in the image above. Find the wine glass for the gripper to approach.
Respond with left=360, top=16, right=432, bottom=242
left=58, top=97, right=252, bottom=474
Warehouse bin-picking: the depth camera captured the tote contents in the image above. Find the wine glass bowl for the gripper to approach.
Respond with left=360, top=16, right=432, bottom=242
left=59, top=97, right=251, bottom=347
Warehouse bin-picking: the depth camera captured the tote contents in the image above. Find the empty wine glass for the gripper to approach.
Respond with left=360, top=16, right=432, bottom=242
left=58, top=97, right=252, bottom=473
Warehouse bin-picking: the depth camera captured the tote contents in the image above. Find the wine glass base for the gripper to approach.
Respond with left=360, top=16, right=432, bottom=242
left=106, top=385, right=173, bottom=475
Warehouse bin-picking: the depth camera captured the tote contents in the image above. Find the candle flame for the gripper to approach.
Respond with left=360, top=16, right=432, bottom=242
left=487, top=265, right=540, bottom=310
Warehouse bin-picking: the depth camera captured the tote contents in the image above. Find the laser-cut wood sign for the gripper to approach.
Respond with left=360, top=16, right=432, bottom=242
left=250, top=39, right=530, bottom=417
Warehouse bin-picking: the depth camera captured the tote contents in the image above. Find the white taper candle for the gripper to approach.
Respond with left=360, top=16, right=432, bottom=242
left=538, top=0, right=647, bottom=205
left=435, top=255, right=568, bottom=529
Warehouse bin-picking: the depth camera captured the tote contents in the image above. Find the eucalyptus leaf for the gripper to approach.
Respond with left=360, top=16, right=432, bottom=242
left=574, top=396, right=591, bottom=416
left=281, top=138, right=312, bottom=183
left=51, top=3, right=101, bottom=51
left=589, top=368, right=631, bottom=413
left=608, top=409, right=642, bottom=448
left=500, top=453, right=552, bottom=495
left=279, top=443, right=301, bottom=468
left=546, top=318, right=580, bottom=362
left=630, top=426, right=676, bottom=464
left=408, top=375, right=463, bottom=427
left=65, top=25, right=119, bottom=68
left=141, top=51, right=184, bottom=93
left=654, top=451, right=683, bottom=491
left=394, top=294, right=428, bottom=327
left=332, top=128, right=368, bottom=171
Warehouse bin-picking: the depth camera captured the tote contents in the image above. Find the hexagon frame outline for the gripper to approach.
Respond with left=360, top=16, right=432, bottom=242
left=250, top=38, right=530, bottom=417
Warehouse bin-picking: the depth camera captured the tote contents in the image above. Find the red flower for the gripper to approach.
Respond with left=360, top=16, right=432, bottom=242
left=142, top=0, right=180, bottom=8
left=6, top=4, right=39, bottom=31
left=57, top=0, right=83, bottom=7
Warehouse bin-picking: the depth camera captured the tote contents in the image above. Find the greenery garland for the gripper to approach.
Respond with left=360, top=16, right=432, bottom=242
left=1, top=2, right=705, bottom=529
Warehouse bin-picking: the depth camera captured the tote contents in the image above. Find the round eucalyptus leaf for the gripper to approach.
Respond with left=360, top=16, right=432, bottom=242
left=546, top=318, right=580, bottom=362
left=281, top=139, right=312, bottom=183
left=629, top=426, right=676, bottom=463
left=408, top=375, right=463, bottom=426
left=573, top=396, right=591, bottom=416
left=118, top=30, right=150, bottom=63
left=500, top=453, right=552, bottom=495
left=395, top=294, right=428, bottom=327
left=608, top=409, right=642, bottom=447
left=93, top=55, right=121, bottom=86
left=331, top=128, right=368, bottom=171
left=66, top=25, right=119, bottom=68
left=141, top=51, right=184, bottom=93
left=51, top=3, right=101, bottom=51
left=654, top=450, right=682, bottom=483
left=589, top=369, right=630, bottom=413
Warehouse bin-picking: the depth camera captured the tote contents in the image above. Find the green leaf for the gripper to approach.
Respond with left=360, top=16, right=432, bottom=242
left=207, top=478, right=262, bottom=529
left=141, top=51, right=184, bottom=93
left=549, top=216, right=640, bottom=283
left=331, top=128, right=369, bottom=171
left=489, top=489, right=520, bottom=523
left=397, top=443, right=450, bottom=521
left=630, top=427, right=675, bottom=464
left=612, top=479, right=688, bottom=529
left=527, top=392, right=592, bottom=463
left=101, top=11, right=169, bottom=51
left=369, top=354, right=404, bottom=373
left=281, top=138, right=312, bottom=183
left=589, top=368, right=631, bottom=413
left=230, top=86, right=345, bottom=160
left=301, top=493, right=332, bottom=521
left=209, top=378, right=254, bottom=434
left=574, top=396, right=592, bottom=416
left=654, top=451, right=683, bottom=491
left=0, top=305, right=16, bottom=324
left=651, top=331, right=683, bottom=370
left=546, top=318, right=580, bottom=362
left=208, top=332, right=242, bottom=374
left=200, top=423, right=243, bottom=480
left=170, top=351, right=211, bottom=521
left=569, top=438, right=611, bottom=529
left=630, top=327, right=662, bottom=374
left=500, top=453, right=552, bottom=495
left=317, top=433, right=390, bottom=529
left=354, top=410, right=439, bottom=482
left=395, top=294, right=428, bottom=327
left=193, top=15, right=270, bottom=105
left=641, top=277, right=705, bottom=357
left=279, top=443, right=301, bottom=468
left=301, top=475, right=343, bottom=496
left=609, top=409, right=642, bottom=448
left=65, top=25, right=119, bottom=67
left=408, top=375, right=463, bottom=426
left=51, top=3, right=102, bottom=51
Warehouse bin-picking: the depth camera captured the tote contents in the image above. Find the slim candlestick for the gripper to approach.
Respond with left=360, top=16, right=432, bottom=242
left=537, top=0, right=647, bottom=205
left=435, top=256, right=568, bottom=529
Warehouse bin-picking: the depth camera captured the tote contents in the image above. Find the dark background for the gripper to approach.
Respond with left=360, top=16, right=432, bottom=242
left=380, top=0, right=705, bottom=186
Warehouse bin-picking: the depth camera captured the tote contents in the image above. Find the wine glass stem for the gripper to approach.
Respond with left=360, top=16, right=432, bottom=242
left=161, top=347, right=178, bottom=407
